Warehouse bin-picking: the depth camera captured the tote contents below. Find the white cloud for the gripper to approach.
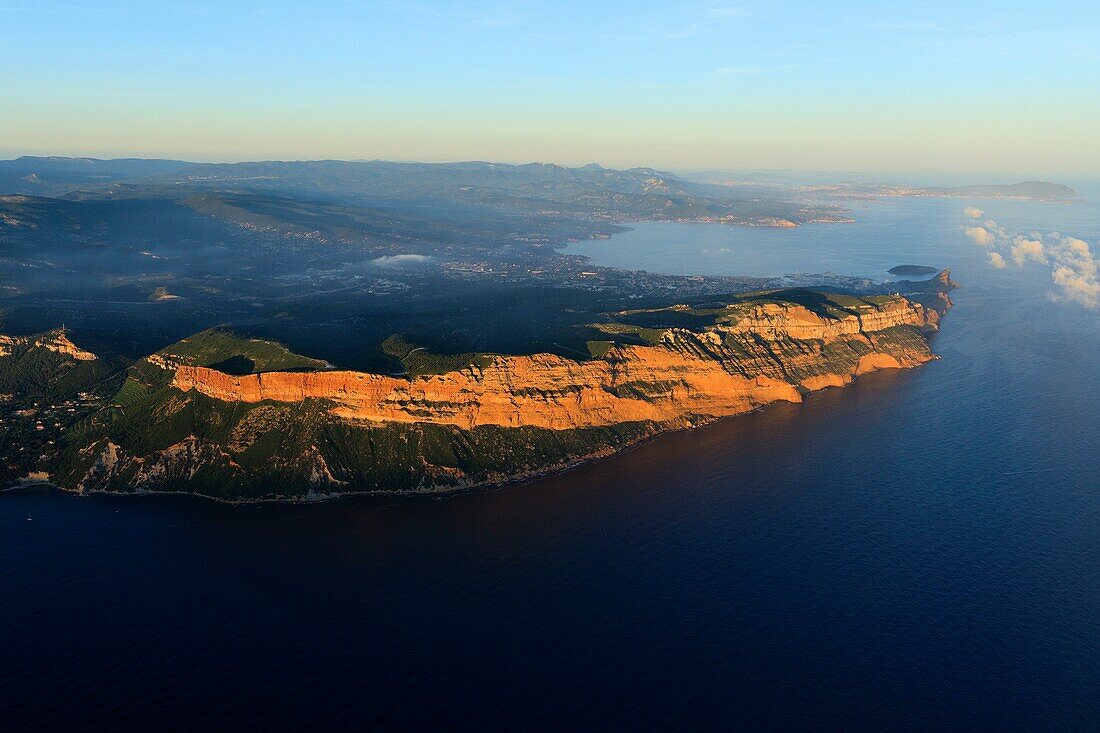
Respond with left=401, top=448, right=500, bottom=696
left=963, top=214, right=1100, bottom=309
left=965, top=226, right=995, bottom=246
left=982, top=219, right=1010, bottom=241
left=369, top=254, right=430, bottom=266
left=1011, top=237, right=1047, bottom=266
left=964, top=207, right=984, bottom=219
left=1051, top=266, right=1100, bottom=309
left=1049, top=236, right=1099, bottom=309
left=1062, top=236, right=1093, bottom=257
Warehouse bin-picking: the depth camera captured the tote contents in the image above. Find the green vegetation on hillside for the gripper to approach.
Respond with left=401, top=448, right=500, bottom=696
left=52, top=380, right=657, bottom=499
left=380, top=334, right=493, bottom=377
left=10, top=272, right=951, bottom=499
left=586, top=340, right=614, bottom=359
left=158, top=327, right=328, bottom=374
left=606, top=288, right=907, bottom=331
left=588, top=322, right=667, bottom=346
left=0, top=336, right=120, bottom=402
left=0, top=332, right=126, bottom=485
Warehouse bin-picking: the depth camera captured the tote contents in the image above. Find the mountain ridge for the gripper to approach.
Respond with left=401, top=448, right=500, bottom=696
left=37, top=272, right=957, bottom=500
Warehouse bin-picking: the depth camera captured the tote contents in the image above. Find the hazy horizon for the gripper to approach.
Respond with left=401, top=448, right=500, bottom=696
left=2, top=153, right=1097, bottom=189
left=3, top=0, right=1098, bottom=177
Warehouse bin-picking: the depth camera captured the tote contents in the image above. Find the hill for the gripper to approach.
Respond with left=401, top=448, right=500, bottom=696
left=46, top=274, right=956, bottom=500
left=0, top=157, right=844, bottom=226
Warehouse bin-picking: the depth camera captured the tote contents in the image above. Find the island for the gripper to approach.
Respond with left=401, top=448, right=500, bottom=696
left=889, top=265, right=939, bottom=276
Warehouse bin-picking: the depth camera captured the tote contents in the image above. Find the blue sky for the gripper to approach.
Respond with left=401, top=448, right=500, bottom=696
left=1, top=0, right=1097, bottom=176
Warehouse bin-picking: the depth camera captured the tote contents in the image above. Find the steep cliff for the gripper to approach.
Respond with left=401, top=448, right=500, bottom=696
left=52, top=274, right=955, bottom=500
left=168, top=296, right=937, bottom=430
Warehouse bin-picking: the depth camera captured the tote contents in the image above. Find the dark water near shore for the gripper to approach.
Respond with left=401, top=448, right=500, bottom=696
left=5, top=195, right=1100, bottom=729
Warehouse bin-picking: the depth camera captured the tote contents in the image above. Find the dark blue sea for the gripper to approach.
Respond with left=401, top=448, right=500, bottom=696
left=4, top=193, right=1100, bottom=730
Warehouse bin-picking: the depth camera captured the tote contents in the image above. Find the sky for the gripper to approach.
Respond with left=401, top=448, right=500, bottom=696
left=1, top=0, right=1098, bottom=177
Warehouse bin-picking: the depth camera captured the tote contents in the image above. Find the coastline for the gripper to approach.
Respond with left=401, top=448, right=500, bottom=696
left=12, top=352, right=938, bottom=505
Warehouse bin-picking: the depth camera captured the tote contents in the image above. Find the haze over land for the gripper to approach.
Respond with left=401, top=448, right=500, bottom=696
left=0, top=154, right=962, bottom=497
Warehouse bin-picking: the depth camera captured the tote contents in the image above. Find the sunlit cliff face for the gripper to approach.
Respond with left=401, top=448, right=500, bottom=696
left=169, top=295, right=940, bottom=431
left=51, top=274, right=956, bottom=498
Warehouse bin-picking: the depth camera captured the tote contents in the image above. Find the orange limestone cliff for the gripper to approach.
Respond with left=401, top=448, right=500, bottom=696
left=168, top=294, right=943, bottom=432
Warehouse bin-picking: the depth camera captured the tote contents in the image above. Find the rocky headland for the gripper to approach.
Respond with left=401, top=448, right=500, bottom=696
left=6, top=272, right=957, bottom=501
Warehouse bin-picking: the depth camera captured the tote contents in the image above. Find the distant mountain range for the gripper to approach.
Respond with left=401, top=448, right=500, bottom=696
left=685, top=170, right=1079, bottom=202
left=919, top=181, right=1077, bottom=200
left=0, top=156, right=844, bottom=225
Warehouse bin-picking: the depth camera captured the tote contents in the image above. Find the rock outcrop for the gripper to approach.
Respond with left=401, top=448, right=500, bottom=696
left=52, top=276, right=956, bottom=500
left=169, top=294, right=940, bottom=432
left=0, top=330, right=97, bottom=361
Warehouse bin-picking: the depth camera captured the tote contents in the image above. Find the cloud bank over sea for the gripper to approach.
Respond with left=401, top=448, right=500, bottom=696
left=963, top=211, right=1100, bottom=310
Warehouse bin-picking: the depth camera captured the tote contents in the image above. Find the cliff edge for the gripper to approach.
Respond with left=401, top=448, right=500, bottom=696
left=48, top=273, right=956, bottom=500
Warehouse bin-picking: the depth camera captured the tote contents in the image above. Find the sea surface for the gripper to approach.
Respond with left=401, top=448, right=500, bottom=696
left=5, top=192, right=1100, bottom=730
